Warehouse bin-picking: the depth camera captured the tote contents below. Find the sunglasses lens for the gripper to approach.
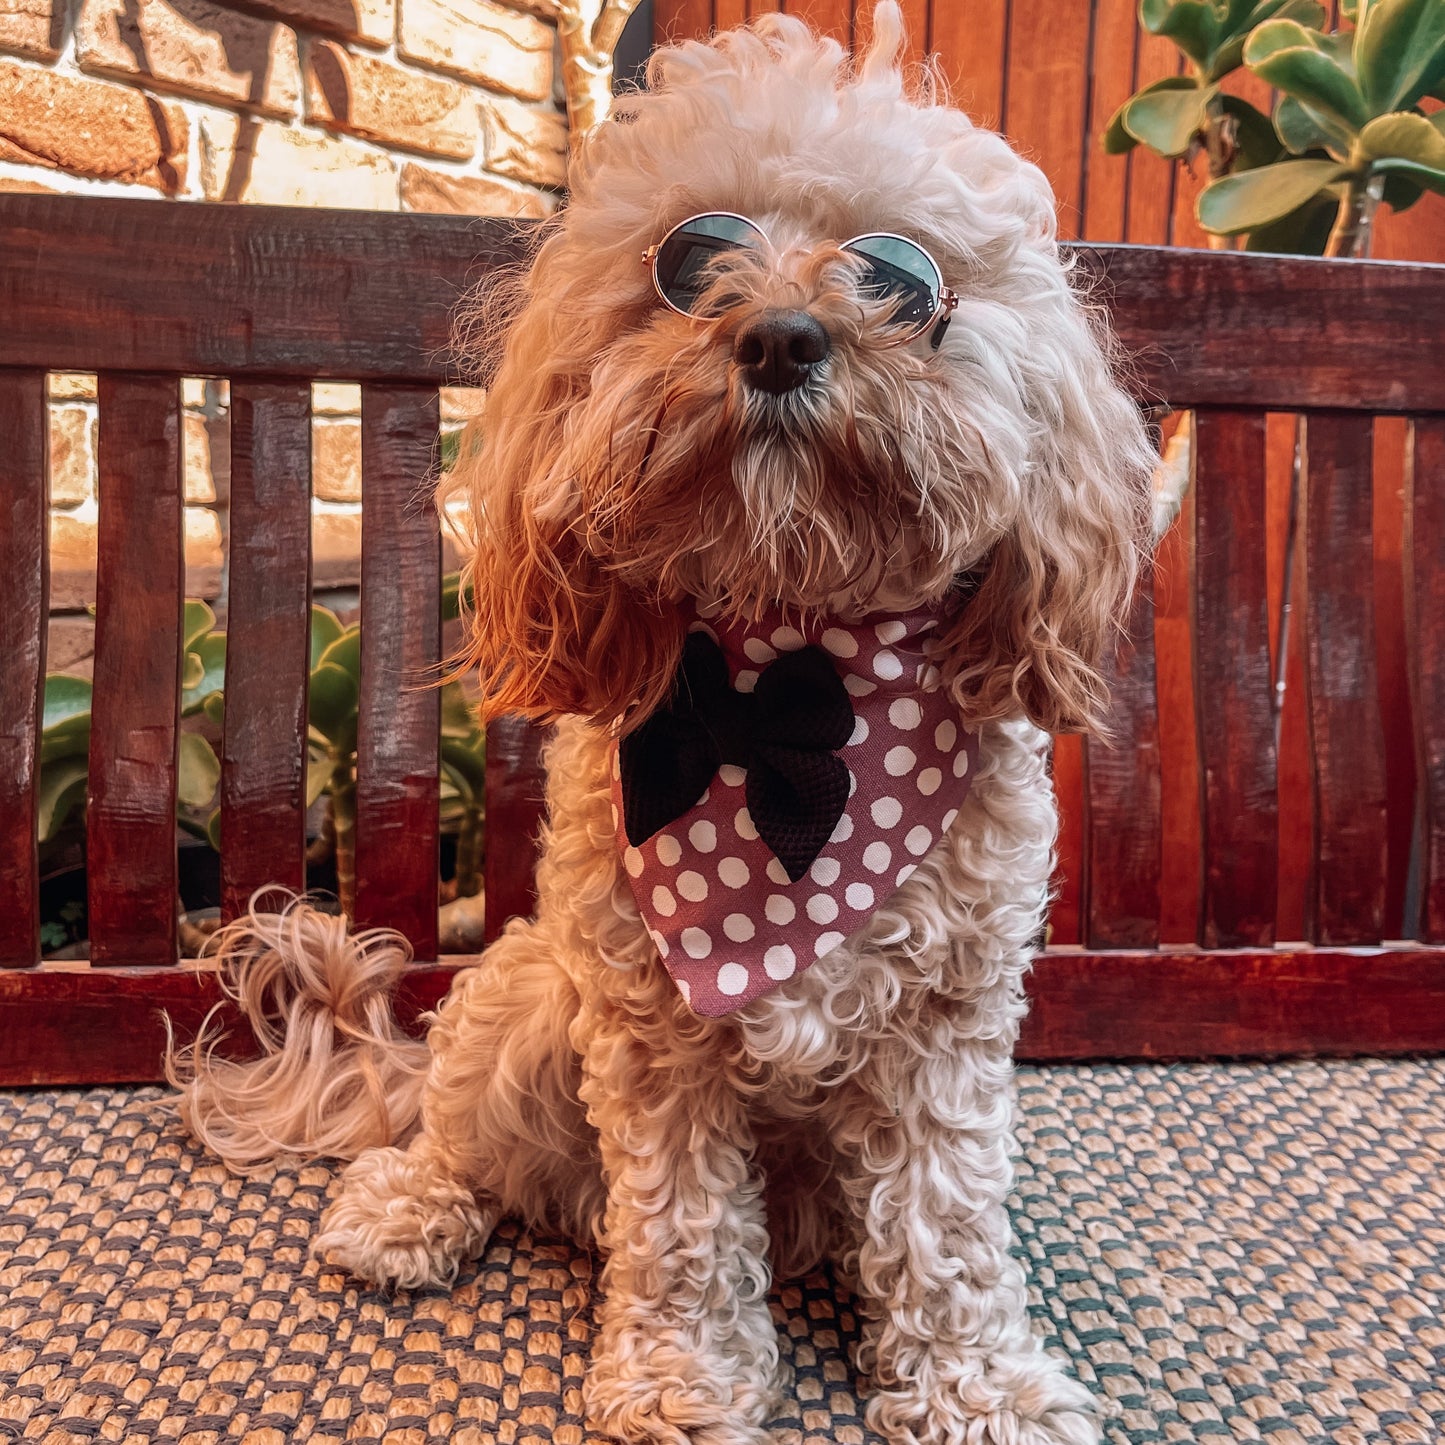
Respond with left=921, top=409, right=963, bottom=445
left=843, top=235, right=943, bottom=334
left=654, top=214, right=763, bottom=315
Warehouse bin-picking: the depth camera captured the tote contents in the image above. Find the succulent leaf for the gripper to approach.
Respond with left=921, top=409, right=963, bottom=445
left=1103, top=75, right=1198, bottom=153
left=309, top=604, right=345, bottom=671
left=178, top=732, right=222, bottom=808
left=1197, top=157, right=1350, bottom=233
left=1246, top=19, right=1370, bottom=131
left=1355, top=0, right=1445, bottom=113
left=38, top=757, right=89, bottom=843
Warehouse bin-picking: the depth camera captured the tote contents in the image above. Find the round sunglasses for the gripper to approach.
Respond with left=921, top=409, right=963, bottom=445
left=642, top=212, right=959, bottom=350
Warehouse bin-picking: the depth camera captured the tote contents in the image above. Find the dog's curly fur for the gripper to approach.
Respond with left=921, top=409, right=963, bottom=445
left=170, top=7, right=1157, bottom=1443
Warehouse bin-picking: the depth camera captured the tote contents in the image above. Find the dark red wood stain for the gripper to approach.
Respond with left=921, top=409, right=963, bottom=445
left=88, top=375, right=184, bottom=968
left=222, top=384, right=313, bottom=919
left=0, top=371, right=48, bottom=969
left=354, top=385, right=443, bottom=959
left=1083, top=580, right=1161, bottom=947
left=483, top=717, right=550, bottom=945
left=1191, top=409, right=1277, bottom=948
left=1302, top=413, right=1388, bottom=944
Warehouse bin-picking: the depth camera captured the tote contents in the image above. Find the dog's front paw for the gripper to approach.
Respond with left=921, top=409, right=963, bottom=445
left=314, top=1143, right=497, bottom=1290
left=867, top=1350, right=1100, bottom=1445
left=585, top=1328, right=778, bottom=1445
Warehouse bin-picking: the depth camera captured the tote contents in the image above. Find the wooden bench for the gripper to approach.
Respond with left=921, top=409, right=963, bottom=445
left=3, top=193, right=1445, bottom=1085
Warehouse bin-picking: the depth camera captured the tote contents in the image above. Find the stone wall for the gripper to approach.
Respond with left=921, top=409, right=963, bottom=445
left=1, top=0, right=561, bottom=672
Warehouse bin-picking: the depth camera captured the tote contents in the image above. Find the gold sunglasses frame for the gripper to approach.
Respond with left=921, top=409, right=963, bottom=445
left=641, top=210, right=960, bottom=349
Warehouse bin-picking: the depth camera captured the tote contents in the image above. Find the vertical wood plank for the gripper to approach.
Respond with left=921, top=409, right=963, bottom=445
left=0, top=371, right=48, bottom=968
left=1003, top=0, right=1092, bottom=237
left=88, top=375, right=184, bottom=967
left=1050, top=733, right=1083, bottom=944
left=655, top=0, right=713, bottom=42
left=1302, top=411, right=1387, bottom=944
left=1191, top=408, right=1276, bottom=947
left=484, top=717, right=550, bottom=944
left=1080, top=0, right=1138, bottom=243
left=1406, top=416, right=1445, bottom=941
left=931, top=0, right=1010, bottom=129
left=355, top=385, right=442, bottom=958
left=1124, top=33, right=1179, bottom=243
left=1083, top=581, right=1161, bottom=947
left=222, top=384, right=313, bottom=920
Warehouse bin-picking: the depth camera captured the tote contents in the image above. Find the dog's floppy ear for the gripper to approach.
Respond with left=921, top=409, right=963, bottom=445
left=933, top=271, right=1155, bottom=736
left=443, top=235, right=685, bottom=729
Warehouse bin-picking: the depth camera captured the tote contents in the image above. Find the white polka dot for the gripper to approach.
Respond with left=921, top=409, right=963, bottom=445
left=873, top=650, right=904, bottom=681
left=771, top=625, right=804, bottom=651
left=871, top=796, right=903, bottom=828
left=829, top=812, right=854, bottom=843
left=682, top=927, right=712, bottom=959
left=716, top=961, right=749, bottom=994
left=863, top=841, right=892, bottom=873
left=941, top=808, right=959, bottom=833
left=810, top=856, right=841, bottom=886
left=807, top=894, right=839, bottom=924
left=648, top=927, right=670, bottom=958
left=743, top=638, right=776, bottom=664
left=735, top=669, right=759, bottom=694
left=652, top=885, right=677, bottom=916
left=847, top=771, right=858, bottom=797
left=821, top=628, right=858, bottom=658
left=719, top=764, right=746, bottom=788
left=885, top=745, right=917, bottom=776
left=695, top=599, right=723, bottom=619
left=849, top=716, right=869, bottom=746
left=611, top=748, right=621, bottom=780
left=689, top=820, right=717, bottom=853
left=723, top=912, right=755, bottom=943
left=895, top=864, right=917, bottom=887
left=953, top=750, right=970, bottom=779
left=718, top=856, right=750, bottom=888
left=935, top=719, right=957, bottom=752
left=623, top=847, right=645, bottom=877
left=766, top=857, right=791, bottom=885
left=611, top=803, right=620, bottom=829
left=765, top=893, right=796, bottom=924
left=677, top=870, right=709, bottom=902
left=905, top=825, right=932, bottom=856
left=918, top=663, right=942, bottom=691
left=888, top=698, right=923, bottom=730
left=814, top=931, right=846, bottom=958
left=764, top=945, right=796, bottom=980
left=875, top=620, right=907, bottom=644
left=916, top=767, right=942, bottom=796
left=656, top=834, right=682, bottom=866
left=846, top=881, right=875, bottom=910
left=676, top=977, right=691, bottom=1004
left=735, top=808, right=759, bottom=840
left=844, top=675, right=877, bottom=697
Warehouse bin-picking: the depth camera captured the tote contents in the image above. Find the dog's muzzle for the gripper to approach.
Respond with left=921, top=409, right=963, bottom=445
left=733, top=309, right=831, bottom=395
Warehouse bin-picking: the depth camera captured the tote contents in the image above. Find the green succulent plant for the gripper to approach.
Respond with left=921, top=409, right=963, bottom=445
left=1107, top=0, right=1445, bottom=256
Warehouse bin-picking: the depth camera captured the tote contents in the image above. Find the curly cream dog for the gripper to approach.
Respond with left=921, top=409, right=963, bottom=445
left=173, top=7, right=1155, bottom=1443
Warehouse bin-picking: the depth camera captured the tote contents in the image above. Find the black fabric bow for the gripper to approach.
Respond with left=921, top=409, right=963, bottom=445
left=620, top=632, right=855, bottom=883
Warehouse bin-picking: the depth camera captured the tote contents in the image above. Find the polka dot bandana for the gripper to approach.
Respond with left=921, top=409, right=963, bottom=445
left=611, top=603, right=978, bottom=1016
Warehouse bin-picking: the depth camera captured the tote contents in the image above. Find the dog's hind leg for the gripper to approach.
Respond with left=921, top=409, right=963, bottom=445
left=316, top=916, right=605, bottom=1288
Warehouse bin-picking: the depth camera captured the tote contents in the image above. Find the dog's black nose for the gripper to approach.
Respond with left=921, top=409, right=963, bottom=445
left=733, top=310, right=831, bottom=395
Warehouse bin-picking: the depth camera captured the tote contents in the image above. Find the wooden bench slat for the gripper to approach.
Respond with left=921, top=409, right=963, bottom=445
left=354, top=385, right=442, bottom=957
left=483, top=718, right=549, bottom=945
left=222, top=384, right=313, bottom=919
left=0, top=371, right=48, bottom=969
left=1407, top=416, right=1445, bottom=941
left=1191, top=408, right=1277, bottom=947
left=1299, top=412, right=1388, bottom=943
left=1083, top=580, right=1161, bottom=947
left=88, top=376, right=184, bottom=967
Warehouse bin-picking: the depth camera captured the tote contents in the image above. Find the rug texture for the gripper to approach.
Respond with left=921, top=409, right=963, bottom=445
left=2, top=1058, right=1442, bottom=1445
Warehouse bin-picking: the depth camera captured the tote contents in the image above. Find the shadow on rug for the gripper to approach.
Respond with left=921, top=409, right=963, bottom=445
left=2, top=1058, right=1443, bottom=1443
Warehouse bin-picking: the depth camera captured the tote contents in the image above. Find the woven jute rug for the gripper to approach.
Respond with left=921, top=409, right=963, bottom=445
left=2, top=1058, right=1443, bottom=1444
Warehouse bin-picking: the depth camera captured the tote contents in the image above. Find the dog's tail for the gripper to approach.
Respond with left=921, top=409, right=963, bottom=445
left=165, top=892, right=430, bottom=1171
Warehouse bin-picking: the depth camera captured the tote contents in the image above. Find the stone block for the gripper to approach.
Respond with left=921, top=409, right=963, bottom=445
left=184, top=411, right=216, bottom=504
left=313, top=417, right=361, bottom=502
left=200, top=113, right=396, bottom=207
left=312, top=381, right=361, bottom=414
left=47, top=614, right=96, bottom=680
left=225, top=0, right=393, bottom=49
left=305, top=39, right=475, bottom=159
left=0, top=0, right=59, bottom=61
left=399, top=160, right=545, bottom=217
left=399, top=0, right=552, bottom=102
left=49, top=507, right=223, bottom=609
left=49, top=374, right=99, bottom=401
left=480, top=95, right=565, bottom=189
left=76, top=0, right=300, bottom=117
left=0, top=61, right=188, bottom=191
left=312, top=507, right=363, bottom=587
left=49, top=405, right=97, bottom=509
